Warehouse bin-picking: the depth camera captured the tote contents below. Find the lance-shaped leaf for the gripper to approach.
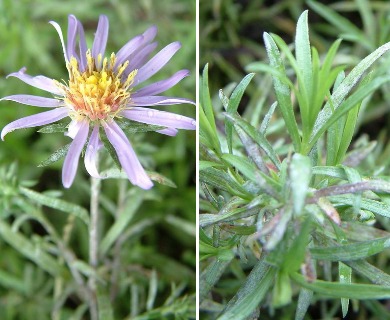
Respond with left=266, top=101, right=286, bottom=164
left=310, top=36, right=390, bottom=150
left=20, top=187, right=89, bottom=225
left=290, top=154, right=312, bottom=215
left=219, top=257, right=277, bottom=320
left=224, top=73, right=255, bottom=153
left=225, top=112, right=281, bottom=170
left=292, top=273, right=390, bottom=299
left=310, top=237, right=390, bottom=261
left=0, top=220, right=64, bottom=276
left=263, top=32, right=301, bottom=151
left=38, top=143, right=71, bottom=167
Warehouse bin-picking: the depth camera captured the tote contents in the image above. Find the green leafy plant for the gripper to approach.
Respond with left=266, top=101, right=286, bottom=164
left=200, top=10, right=390, bottom=320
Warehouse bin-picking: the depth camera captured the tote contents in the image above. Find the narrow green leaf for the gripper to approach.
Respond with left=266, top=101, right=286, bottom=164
left=200, top=64, right=220, bottom=154
left=290, top=154, right=312, bottom=215
left=97, top=284, right=114, bottom=320
left=38, top=122, right=68, bottom=134
left=224, top=113, right=281, bottom=169
left=0, top=220, right=63, bottom=276
left=282, top=218, right=312, bottom=273
left=295, top=288, right=313, bottom=320
left=100, top=189, right=144, bottom=256
left=222, top=153, right=281, bottom=198
left=273, top=270, right=292, bottom=307
left=38, top=143, right=71, bottom=167
left=312, top=166, right=348, bottom=180
left=263, top=32, right=301, bottom=151
left=200, top=258, right=233, bottom=302
left=225, top=73, right=255, bottom=153
left=346, top=260, right=390, bottom=286
left=0, top=268, right=27, bottom=294
left=292, top=273, right=390, bottom=299
left=233, top=124, right=269, bottom=174
left=310, top=37, right=390, bottom=150
left=146, top=269, right=158, bottom=311
left=199, top=104, right=222, bottom=155
left=116, top=118, right=165, bottom=134
left=260, top=102, right=277, bottom=134
left=339, top=262, right=352, bottom=317
left=332, top=195, right=390, bottom=219
left=309, top=75, right=390, bottom=151
left=295, top=11, right=313, bottom=103
left=19, top=187, right=89, bottom=225
left=219, top=258, right=277, bottom=320
left=200, top=167, right=251, bottom=198
left=310, top=237, right=390, bottom=261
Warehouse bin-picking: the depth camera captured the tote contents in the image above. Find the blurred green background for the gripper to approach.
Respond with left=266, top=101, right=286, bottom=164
left=0, top=0, right=196, bottom=319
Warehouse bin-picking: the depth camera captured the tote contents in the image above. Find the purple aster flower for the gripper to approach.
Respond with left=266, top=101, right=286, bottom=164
left=1, top=15, right=196, bottom=189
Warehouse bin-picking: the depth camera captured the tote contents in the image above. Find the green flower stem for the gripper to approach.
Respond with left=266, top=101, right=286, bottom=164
left=89, top=176, right=101, bottom=320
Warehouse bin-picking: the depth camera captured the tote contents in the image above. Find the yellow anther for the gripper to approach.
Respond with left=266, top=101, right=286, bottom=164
left=57, top=51, right=137, bottom=121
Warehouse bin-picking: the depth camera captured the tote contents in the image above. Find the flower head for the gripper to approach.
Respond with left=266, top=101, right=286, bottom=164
left=1, top=15, right=195, bottom=189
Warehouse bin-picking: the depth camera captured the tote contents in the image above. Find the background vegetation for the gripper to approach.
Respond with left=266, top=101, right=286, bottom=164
left=0, top=0, right=196, bottom=319
left=200, top=1, right=390, bottom=319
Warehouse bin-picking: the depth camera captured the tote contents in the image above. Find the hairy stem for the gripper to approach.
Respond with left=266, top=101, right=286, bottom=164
left=89, top=176, right=101, bottom=320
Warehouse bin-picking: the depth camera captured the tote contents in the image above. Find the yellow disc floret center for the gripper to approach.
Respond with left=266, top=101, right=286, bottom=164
left=59, top=50, right=137, bottom=121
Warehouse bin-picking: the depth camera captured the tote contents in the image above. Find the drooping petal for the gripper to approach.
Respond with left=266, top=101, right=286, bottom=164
left=1, top=107, right=69, bottom=140
left=130, top=96, right=195, bottom=106
left=0, top=95, right=62, bottom=108
left=125, top=42, right=158, bottom=76
left=49, top=20, right=68, bottom=63
left=92, top=15, right=109, bottom=67
left=132, top=70, right=189, bottom=97
left=67, top=15, right=79, bottom=61
left=84, top=125, right=102, bottom=178
left=115, top=35, right=144, bottom=67
left=62, top=121, right=89, bottom=188
left=121, top=108, right=196, bottom=130
left=7, top=68, right=63, bottom=95
left=103, top=121, right=153, bottom=189
left=157, top=128, right=178, bottom=136
left=132, top=42, right=181, bottom=86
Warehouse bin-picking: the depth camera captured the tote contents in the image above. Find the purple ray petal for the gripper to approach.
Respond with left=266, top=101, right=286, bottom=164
left=132, top=70, right=189, bottom=97
left=49, top=20, right=68, bottom=63
left=66, top=120, right=83, bottom=139
left=157, top=128, right=178, bottom=136
left=67, top=15, right=79, bottom=61
left=130, top=96, right=195, bottom=106
left=92, top=15, right=109, bottom=67
left=7, top=68, right=63, bottom=95
left=62, top=121, right=89, bottom=188
left=122, top=107, right=196, bottom=130
left=0, top=95, right=62, bottom=108
left=103, top=121, right=153, bottom=189
left=77, top=20, right=88, bottom=71
left=84, top=125, right=102, bottom=178
left=132, top=42, right=181, bottom=86
left=125, top=42, right=158, bottom=76
left=141, top=25, right=158, bottom=45
left=1, top=107, right=69, bottom=140
left=117, top=25, right=158, bottom=70
left=115, top=35, right=144, bottom=67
